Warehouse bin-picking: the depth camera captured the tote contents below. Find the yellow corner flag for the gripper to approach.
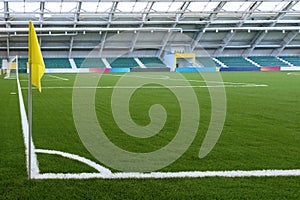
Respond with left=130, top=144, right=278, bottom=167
left=28, top=20, right=45, bottom=92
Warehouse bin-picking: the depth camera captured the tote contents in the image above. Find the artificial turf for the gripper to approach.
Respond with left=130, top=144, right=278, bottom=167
left=1, top=72, right=299, bottom=199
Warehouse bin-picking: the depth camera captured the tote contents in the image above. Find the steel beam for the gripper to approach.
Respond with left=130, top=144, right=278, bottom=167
left=191, top=1, right=226, bottom=51
left=245, top=1, right=297, bottom=56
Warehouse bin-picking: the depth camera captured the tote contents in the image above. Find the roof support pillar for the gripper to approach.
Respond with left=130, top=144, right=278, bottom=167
left=99, top=1, right=118, bottom=56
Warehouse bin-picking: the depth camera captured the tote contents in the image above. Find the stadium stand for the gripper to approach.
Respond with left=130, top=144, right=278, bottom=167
left=44, top=58, right=72, bottom=68
left=248, top=56, right=289, bottom=67
left=16, top=58, right=28, bottom=73
left=279, top=56, right=300, bottom=67
left=18, top=58, right=72, bottom=69
left=196, top=57, right=221, bottom=67
left=74, top=58, right=105, bottom=68
left=107, top=58, right=139, bottom=68
left=139, top=57, right=166, bottom=68
left=217, top=57, right=256, bottom=67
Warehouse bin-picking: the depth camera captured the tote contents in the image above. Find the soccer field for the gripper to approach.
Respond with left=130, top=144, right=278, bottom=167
left=1, top=71, right=300, bottom=199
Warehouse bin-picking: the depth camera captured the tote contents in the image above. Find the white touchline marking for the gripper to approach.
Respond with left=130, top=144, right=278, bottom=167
left=47, top=75, right=69, bottom=81
left=20, top=79, right=66, bottom=82
left=17, top=78, right=40, bottom=177
left=19, top=75, right=69, bottom=82
left=35, top=149, right=112, bottom=175
left=21, top=84, right=269, bottom=90
left=287, top=72, right=300, bottom=76
left=33, top=169, right=300, bottom=179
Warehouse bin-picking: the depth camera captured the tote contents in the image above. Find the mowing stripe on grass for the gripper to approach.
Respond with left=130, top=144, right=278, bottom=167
left=102, top=73, right=266, bottom=85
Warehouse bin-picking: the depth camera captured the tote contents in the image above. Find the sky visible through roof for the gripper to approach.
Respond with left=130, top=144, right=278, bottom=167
left=2, top=1, right=300, bottom=14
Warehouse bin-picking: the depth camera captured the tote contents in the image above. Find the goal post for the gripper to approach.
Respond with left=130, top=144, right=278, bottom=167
left=174, top=53, right=196, bottom=71
left=4, top=55, right=18, bottom=79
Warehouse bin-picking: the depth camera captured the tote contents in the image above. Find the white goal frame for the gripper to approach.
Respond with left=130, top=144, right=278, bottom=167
left=4, top=55, right=19, bottom=80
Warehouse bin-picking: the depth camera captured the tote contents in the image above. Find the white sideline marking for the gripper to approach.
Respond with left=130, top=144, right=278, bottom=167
left=47, top=75, right=69, bottom=81
left=35, top=149, right=112, bottom=175
left=21, top=84, right=268, bottom=90
left=19, top=75, right=69, bottom=82
left=20, top=80, right=66, bottom=82
left=33, top=169, right=300, bottom=179
left=287, top=72, right=300, bottom=76
left=17, top=78, right=40, bottom=177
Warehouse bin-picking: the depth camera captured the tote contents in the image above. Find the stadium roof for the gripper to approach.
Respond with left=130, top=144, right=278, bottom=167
left=0, top=0, right=299, bottom=58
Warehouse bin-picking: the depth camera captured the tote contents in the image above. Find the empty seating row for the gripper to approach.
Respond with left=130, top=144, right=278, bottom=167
left=107, top=58, right=139, bottom=68
left=248, top=56, right=289, bottom=67
left=217, top=57, right=255, bottom=67
left=17, top=58, right=72, bottom=69
left=14, top=57, right=167, bottom=69
left=197, top=56, right=300, bottom=68
left=279, top=56, right=300, bottom=67
left=44, top=58, right=72, bottom=68
left=196, top=57, right=221, bottom=67
left=139, top=57, right=166, bottom=68
left=4, top=56, right=300, bottom=69
left=74, top=58, right=105, bottom=68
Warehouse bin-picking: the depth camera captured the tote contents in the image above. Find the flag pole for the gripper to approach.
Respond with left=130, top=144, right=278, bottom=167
left=28, top=64, right=32, bottom=180
left=28, top=24, right=32, bottom=180
left=27, top=20, right=45, bottom=179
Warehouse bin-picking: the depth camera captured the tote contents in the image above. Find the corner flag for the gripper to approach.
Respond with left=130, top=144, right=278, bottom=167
left=28, top=20, right=45, bottom=92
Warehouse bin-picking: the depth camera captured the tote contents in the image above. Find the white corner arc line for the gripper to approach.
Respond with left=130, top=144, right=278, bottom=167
left=35, top=149, right=112, bottom=175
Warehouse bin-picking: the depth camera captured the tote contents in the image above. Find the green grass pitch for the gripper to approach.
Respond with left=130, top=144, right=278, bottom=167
left=1, top=71, right=299, bottom=199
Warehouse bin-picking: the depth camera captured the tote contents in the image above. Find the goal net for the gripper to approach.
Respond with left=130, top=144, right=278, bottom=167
left=4, top=55, right=18, bottom=79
